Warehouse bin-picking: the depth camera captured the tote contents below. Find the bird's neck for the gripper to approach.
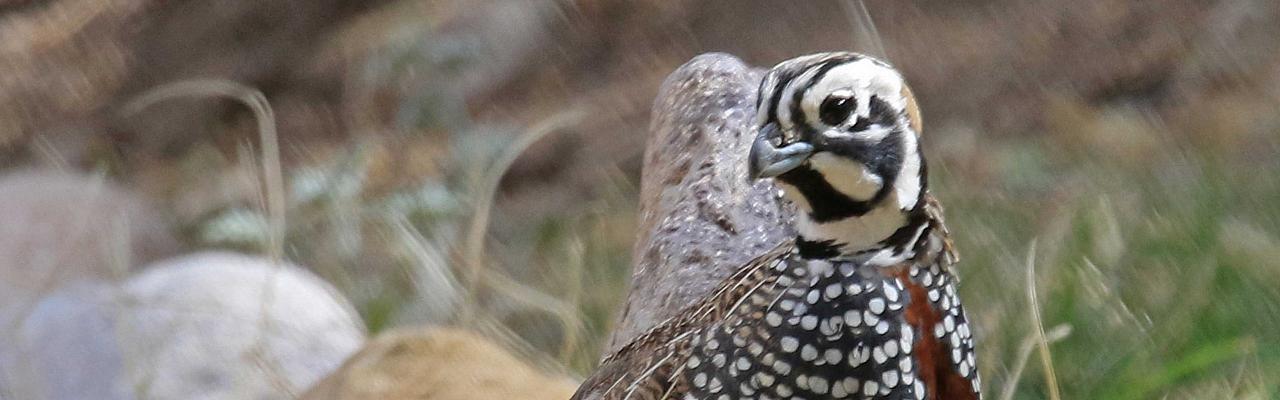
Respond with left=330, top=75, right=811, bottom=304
left=784, top=136, right=928, bottom=266
left=793, top=189, right=930, bottom=266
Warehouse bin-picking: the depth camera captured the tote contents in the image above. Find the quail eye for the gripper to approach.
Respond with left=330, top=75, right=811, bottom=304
left=818, top=94, right=856, bottom=127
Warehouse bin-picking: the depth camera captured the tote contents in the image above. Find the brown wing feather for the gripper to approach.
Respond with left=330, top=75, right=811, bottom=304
left=572, top=242, right=794, bottom=400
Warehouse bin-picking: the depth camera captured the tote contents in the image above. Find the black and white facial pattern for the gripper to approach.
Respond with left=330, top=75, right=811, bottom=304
left=754, top=53, right=928, bottom=266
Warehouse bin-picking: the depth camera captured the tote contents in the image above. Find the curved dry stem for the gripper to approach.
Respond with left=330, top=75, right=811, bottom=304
left=999, top=324, right=1073, bottom=400
left=1025, top=240, right=1063, bottom=400
left=458, top=109, right=584, bottom=322
left=121, top=79, right=294, bottom=397
left=121, top=79, right=286, bottom=263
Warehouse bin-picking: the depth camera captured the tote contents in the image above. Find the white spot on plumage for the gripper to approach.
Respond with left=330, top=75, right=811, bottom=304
left=883, top=370, right=900, bottom=388
left=841, top=377, right=860, bottom=396
left=825, top=348, right=843, bottom=364
left=902, top=325, right=915, bottom=354
left=869, top=298, right=886, bottom=314
left=825, top=283, right=843, bottom=299
left=875, top=320, right=890, bottom=334
left=845, top=309, right=863, bottom=327
left=686, top=355, right=701, bottom=369
left=863, top=310, right=880, bottom=327
left=766, top=312, right=783, bottom=327
left=884, top=283, right=900, bottom=302
left=773, top=359, right=792, bottom=375
left=832, top=380, right=849, bottom=398
left=781, top=336, right=799, bottom=352
left=801, top=344, right=819, bottom=362
left=863, top=381, right=879, bottom=397
left=849, top=347, right=868, bottom=367
left=801, top=315, right=818, bottom=330
left=776, top=383, right=793, bottom=397
left=809, top=376, right=830, bottom=394
left=754, top=372, right=775, bottom=387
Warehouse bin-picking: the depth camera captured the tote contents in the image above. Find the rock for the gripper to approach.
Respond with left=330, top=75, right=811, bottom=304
left=605, top=53, right=795, bottom=352
left=0, top=284, right=132, bottom=400
left=300, top=327, right=577, bottom=400
left=0, top=170, right=180, bottom=328
left=0, top=252, right=366, bottom=400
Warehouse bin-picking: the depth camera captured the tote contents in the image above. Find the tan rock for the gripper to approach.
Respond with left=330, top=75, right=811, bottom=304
left=302, top=327, right=577, bottom=400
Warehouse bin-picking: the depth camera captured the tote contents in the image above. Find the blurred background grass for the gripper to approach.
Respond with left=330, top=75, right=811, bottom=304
left=2, top=1, right=1279, bottom=399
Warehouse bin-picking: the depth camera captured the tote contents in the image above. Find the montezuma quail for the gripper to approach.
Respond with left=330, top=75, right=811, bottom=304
left=573, top=52, right=980, bottom=400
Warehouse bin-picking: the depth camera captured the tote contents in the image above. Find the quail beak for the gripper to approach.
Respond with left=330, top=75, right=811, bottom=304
left=749, top=122, right=814, bottom=179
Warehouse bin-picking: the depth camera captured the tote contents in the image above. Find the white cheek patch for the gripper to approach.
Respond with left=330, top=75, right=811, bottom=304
left=894, top=131, right=922, bottom=211
left=808, top=152, right=882, bottom=201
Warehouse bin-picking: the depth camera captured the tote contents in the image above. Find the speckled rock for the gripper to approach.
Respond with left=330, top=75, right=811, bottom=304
left=606, top=53, right=794, bottom=352
left=0, top=252, right=366, bottom=400
left=0, top=169, right=180, bottom=329
left=300, top=327, right=577, bottom=400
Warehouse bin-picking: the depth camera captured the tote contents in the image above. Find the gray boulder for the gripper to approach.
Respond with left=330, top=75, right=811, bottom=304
left=0, top=169, right=180, bottom=328
left=1, top=252, right=366, bottom=400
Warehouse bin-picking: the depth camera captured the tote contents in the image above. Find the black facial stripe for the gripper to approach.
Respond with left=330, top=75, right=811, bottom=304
left=763, top=54, right=864, bottom=132
left=878, top=205, right=929, bottom=253
left=777, top=165, right=878, bottom=222
left=788, top=55, right=861, bottom=136
left=765, top=67, right=805, bottom=130
left=867, top=95, right=896, bottom=126
left=912, top=225, right=934, bottom=253
left=796, top=237, right=842, bottom=259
